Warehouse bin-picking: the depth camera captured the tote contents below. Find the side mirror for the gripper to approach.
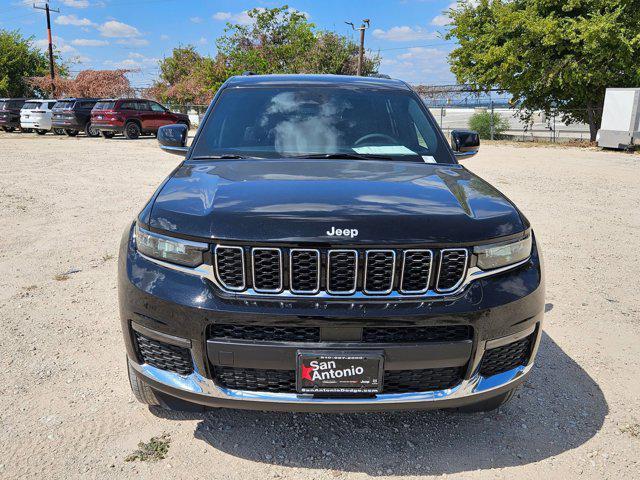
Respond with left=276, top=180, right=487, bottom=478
left=158, top=124, right=188, bottom=156
left=451, top=129, right=480, bottom=158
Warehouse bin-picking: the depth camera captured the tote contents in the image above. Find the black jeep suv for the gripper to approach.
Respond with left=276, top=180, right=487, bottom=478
left=51, top=98, right=100, bottom=137
left=119, top=74, right=544, bottom=413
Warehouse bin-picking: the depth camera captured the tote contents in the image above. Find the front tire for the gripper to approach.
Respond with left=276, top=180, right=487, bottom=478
left=85, top=122, right=100, bottom=137
left=454, top=388, right=517, bottom=413
left=36, top=129, right=48, bottom=135
left=101, top=131, right=115, bottom=139
left=64, top=129, right=78, bottom=137
left=2, top=126, right=15, bottom=132
left=124, top=121, right=141, bottom=139
left=127, top=361, right=160, bottom=406
left=53, top=128, right=65, bottom=135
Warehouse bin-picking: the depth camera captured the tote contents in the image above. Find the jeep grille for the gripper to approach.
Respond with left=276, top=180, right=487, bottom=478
left=213, top=245, right=469, bottom=297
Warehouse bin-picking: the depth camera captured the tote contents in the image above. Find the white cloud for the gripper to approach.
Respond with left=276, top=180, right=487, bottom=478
left=71, top=38, right=108, bottom=46
left=430, top=15, right=451, bottom=26
left=213, top=7, right=308, bottom=26
left=431, top=2, right=460, bottom=26
left=54, top=14, right=95, bottom=27
left=34, top=36, right=78, bottom=55
left=117, top=38, right=149, bottom=47
left=198, top=36, right=208, bottom=45
left=75, top=55, right=91, bottom=63
left=98, top=20, right=142, bottom=38
left=160, top=34, right=169, bottom=40
left=372, top=26, right=437, bottom=42
left=61, top=0, right=90, bottom=7
left=379, top=47, right=455, bottom=84
left=190, top=16, right=203, bottom=23
left=104, top=53, right=158, bottom=69
left=214, top=11, right=253, bottom=25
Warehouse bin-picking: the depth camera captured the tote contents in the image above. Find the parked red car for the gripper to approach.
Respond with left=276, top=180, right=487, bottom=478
left=91, top=99, right=190, bottom=139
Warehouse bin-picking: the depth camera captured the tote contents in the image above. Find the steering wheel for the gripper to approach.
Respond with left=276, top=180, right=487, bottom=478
left=354, top=133, right=398, bottom=146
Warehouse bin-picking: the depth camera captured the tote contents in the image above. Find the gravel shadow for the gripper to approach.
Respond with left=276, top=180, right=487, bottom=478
left=156, top=332, right=607, bottom=475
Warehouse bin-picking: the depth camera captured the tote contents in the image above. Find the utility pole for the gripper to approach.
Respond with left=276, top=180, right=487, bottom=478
left=345, top=19, right=370, bottom=76
left=33, top=2, right=60, bottom=96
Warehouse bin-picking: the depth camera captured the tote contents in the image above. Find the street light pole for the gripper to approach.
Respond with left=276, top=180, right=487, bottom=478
left=33, top=2, right=60, bottom=96
left=345, top=19, right=370, bottom=76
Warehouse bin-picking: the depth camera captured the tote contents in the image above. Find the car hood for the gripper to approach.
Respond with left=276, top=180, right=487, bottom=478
left=146, top=159, right=527, bottom=244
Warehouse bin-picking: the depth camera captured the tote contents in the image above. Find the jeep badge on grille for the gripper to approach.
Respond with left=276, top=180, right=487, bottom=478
left=326, top=226, right=359, bottom=238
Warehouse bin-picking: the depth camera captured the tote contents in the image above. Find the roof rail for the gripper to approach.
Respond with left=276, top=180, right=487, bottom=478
left=241, top=71, right=258, bottom=76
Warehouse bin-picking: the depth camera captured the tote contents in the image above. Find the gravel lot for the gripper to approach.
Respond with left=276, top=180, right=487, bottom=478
left=0, top=132, right=638, bottom=480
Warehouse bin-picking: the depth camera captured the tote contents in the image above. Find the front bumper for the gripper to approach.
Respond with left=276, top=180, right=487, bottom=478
left=128, top=324, right=540, bottom=412
left=119, top=224, right=545, bottom=411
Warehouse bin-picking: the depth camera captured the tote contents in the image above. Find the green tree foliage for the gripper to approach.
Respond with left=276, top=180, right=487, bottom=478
left=151, top=6, right=380, bottom=105
left=0, top=30, right=51, bottom=97
left=446, top=1, right=640, bottom=140
left=468, top=110, right=510, bottom=139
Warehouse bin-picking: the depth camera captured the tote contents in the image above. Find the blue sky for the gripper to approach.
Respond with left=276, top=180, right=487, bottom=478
left=1, top=0, right=459, bottom=89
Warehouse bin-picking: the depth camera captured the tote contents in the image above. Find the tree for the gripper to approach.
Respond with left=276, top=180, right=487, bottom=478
left=446, top=1, right=640, bottom=140
left=28, top=69, right=133, bottom=98
left=150, top=6, right=380, bottom=105
left=468, top=110, right=510, bottom=139
left=148, top=47, right=229, bottom=104
left=217, top=6, right=317, bottom=75
left=0, top=30, right=52, bottom=97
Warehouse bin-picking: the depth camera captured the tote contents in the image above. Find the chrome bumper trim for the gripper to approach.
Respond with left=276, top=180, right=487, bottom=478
left=128, top=323, right=541, bottom=406
left=130, top=359, right=531, bottom=405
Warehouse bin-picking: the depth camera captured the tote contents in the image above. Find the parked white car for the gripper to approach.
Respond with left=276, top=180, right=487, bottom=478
left=20, top=100, right=59, bottom=135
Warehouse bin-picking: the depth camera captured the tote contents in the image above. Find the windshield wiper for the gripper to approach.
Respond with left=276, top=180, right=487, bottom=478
left=290, top=152, right=393, bottom=160
left=192, top=154, right=256, bottom=160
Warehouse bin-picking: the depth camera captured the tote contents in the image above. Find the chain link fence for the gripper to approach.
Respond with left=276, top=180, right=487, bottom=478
left=426, top=103, right=594, bottom=143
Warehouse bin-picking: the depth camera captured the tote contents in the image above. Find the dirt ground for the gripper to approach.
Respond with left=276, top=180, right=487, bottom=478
left=0, top=132, right=638, bottom=480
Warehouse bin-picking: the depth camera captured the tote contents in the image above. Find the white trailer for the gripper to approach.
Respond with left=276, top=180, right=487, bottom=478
left=596, top=88, right=640, bottom=149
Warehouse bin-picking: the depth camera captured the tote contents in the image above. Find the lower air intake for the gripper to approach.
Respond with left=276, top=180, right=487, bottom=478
left=479, top=334, right=532, bottom=377
left=213, top=366, right=464, bottom=394
left=134, top=331, right=193, bottom=375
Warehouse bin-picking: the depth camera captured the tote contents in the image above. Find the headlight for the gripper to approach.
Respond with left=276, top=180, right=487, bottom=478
left=474, top=234, right=532, bottom=270
left=134, top=225, right=208, bottom=267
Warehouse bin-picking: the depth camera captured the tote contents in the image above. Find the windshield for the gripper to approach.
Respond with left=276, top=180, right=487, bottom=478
left=192, top=86, right=453, bottom=163
left=94, top=101, right=116, bottom=110
left=22, top=102, right=40, bottom=110
left=1, top=100, right=22, bottom=110
left=53, top=101, right=74, bottom=110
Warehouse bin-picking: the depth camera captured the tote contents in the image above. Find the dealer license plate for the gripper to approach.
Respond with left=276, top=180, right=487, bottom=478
left=296, top=351, right=383, bottom=394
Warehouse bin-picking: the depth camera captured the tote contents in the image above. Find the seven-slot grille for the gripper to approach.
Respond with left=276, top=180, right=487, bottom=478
left=214, top=246, right=469, bottom=296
